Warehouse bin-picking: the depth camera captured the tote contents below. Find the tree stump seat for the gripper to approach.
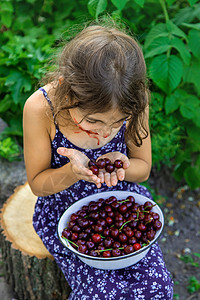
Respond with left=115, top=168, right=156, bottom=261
left=0, top=182, right=71, bottom=300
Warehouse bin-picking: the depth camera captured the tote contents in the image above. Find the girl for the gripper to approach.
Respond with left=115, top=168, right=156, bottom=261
left=23, top=23, right=173, bottom=299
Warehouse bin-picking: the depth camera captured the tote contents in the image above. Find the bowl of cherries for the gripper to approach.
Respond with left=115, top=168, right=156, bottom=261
left=58, top=189, right=164, bottom=270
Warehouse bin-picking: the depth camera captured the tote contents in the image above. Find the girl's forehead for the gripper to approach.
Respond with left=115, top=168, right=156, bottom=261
left=80, top=107, right=126, bottom=121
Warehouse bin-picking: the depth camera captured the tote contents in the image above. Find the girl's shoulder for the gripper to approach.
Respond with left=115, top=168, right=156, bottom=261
left=23, top=85, right=53, bottom=133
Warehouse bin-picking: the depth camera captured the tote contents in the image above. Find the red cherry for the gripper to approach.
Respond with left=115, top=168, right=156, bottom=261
left=89, top=165, right=99, bottom=176
left=114, top=159, right=123, bottom=169
left=124, top=245, right=134, bottom=254
left=133, top=243, right=141, bottom=251
left=96, top=158, right=106, bottom=169
left=105, top=164, right=115, bottom=173
left=92, top=233, right=101, bottom=243
left=104, top=158, right=111, bottom=165
left=103, top=251, right=111, bottom=257
left=88, top=159, right=96, bottom=167
left=62, top=228, right=71, bottom=239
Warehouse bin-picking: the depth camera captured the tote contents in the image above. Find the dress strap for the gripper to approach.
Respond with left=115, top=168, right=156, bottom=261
left=39, top=87, right=59, bottom=129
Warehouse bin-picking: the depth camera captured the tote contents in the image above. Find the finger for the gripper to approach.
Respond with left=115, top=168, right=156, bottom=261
left=104, top=172, right=111, bottom=187
left=117, top=168, right=125, bottom=181
left=110, top=172, right=118, bottom=186
left=57, top=147, right=74, bottom=158
left=98, top=171, right=105, bottom=184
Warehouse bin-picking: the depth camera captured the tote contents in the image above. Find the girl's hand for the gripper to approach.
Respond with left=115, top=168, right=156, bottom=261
left=57, top=147, right=101, bottom=188
left=97, top=152, right=130, bottom=187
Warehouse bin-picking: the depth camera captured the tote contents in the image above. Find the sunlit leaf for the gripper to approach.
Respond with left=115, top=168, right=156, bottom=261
left=149, top=54, right=183, bottom=93
left=111, top=0, right=129, bottom=10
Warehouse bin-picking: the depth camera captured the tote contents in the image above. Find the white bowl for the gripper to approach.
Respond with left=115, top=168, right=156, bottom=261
left=58, top=191, right=164, bottom=270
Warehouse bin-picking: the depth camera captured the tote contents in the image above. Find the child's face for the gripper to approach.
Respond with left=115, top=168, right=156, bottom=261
left=69, top=107, right=128, bottom=138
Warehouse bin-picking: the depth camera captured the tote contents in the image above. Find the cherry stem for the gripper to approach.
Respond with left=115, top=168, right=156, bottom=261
left=117, top=199, right=130, bottom=204
left=95, top=247, right=124, bottom=253
left=62, top=237, right=78, bottom=248
left=119, top=220, right=132, bottom=231
left=100, top=235, right=105, bottom=239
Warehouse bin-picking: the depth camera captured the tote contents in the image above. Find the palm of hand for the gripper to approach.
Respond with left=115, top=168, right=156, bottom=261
left=96, top=151, right=130, bottom=187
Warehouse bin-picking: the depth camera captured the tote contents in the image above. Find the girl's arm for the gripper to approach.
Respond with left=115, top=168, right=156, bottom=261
left=23, top=92, right=100, bottom=197
left=125, top=106, right=152, bottom=183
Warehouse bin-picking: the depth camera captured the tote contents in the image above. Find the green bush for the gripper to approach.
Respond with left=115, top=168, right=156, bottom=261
left=0, top=0, right=200, bottom=189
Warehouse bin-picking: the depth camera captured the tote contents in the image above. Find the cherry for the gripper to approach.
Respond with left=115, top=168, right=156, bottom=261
left=96, top=158, right=106, bottom=169
left=92, top=233, right=101, bottom=243
left=104, top=237, right=113, bottom=248
left=97, top=219, right=106, bottom=227
left=88, top=159, right=96, bottom=167
left=144, top=201, right=154, bottom=211
left=146, top=229, right=156, bottom=240
left=110, top=228, right=119, bottom=238
left=124, top=245, right=134, bottom=254
left=77, top=219, right=89, bottom=228
left=112, top=249, right=122, bottom=257
left=76, top=239, right=86, bottom=246
left=89, top=165, right=99, bottom=176
left=118, top=233, right=128, bottom=243
left=103, top=228, right=110, bottom=237
left=106, top=217, right=113, bottom=225
left=104, top=158, right=111, bottom=165
left=127, top=196, right=135, bottom=203
left=114, top=159, right=123, bottom=169
left=111, top=201, right=120, bottom=209
left=89, top=204, right=99, bottom=212
left=113, top=241, right=121, bottom=248
left=128, top=237, right=137, bottom=244
left=133, top=243, right=141, bottom=251
left=103, top=251, right=111, bottom=257
left=119, top=204, right=127, bottom=214
left=78, top=245, right=87, bottom=253
left=90, top=250, right=98, bottom=257
left=94, top=224, right=103, bottom=233
left=138, top=222, right=147, bottom=232
left=72, top=225, right=81, bottom=233
left=62, top=228, right=71, bottom=239
left=153, top=220, right=162, bottom=230
left=71, top=232, right=79, bottom=241
left=79, top=232, right=88, bottom=239
left=70, top=213, right=79, bottom=221
left=105, top=164, right=115, bottom=173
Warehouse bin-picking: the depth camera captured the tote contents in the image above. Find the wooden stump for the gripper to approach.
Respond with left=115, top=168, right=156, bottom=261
left=0, top=182, right=71, bottom=300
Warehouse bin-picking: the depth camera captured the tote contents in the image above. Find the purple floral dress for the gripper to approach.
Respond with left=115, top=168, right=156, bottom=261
left=33, top=88, right=173, bottom=299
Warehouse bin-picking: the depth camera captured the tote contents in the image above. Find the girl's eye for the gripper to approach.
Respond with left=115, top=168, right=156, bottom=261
left=86, top=119, right=97, bottom=124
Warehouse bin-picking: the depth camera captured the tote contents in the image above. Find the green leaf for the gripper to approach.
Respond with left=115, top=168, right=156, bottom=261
left=166, top=0, right=176, bottom=5
left=1, top=12, right=12, bottom=28
left=0, top=95, right=13, bottom=112
left=166, top=20, right=187, bottom=40
left=165, top=90, right=185, bottom=114
left=171, top=38, right=191, bottom=65
left=111, top=0, right=128, bottom=10
left=144, top=23, right=168, bottom=49
left=188, top=29, right=200, bottom=58
left=1, top=2, right=14, bottom=12
left=149, top=55, right=183, bottom=93
left=88, top=0, right=107, bottom=18
left=184, top=166, right=200, bottom=189
left=183, top=58, right=200, bottom=95
left=186, top=124, right=200, bottom=142
left=5, top=71, right=32, bottom=104
left=187, top=0, right=199, bottom=6
left=134, top=0, right=145, bottom=7
left=144, top=37, right=171, bottom=59
left=96, top=0, right=107, bottom=19
left=180, top=95, right=199, bottom=119
left=88, top=0, right=98, bottom=17
left=182, top=22, right=200, bottom=30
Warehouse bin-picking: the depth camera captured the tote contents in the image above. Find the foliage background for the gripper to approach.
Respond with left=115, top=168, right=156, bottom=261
left=0, top=0, right=200, bottom=189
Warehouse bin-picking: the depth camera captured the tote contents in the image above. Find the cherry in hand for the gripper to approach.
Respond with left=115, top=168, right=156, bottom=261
left=88, top=158, right=124, bottom=174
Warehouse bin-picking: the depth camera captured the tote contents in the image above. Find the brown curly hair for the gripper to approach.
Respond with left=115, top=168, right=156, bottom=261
left=42, top=22, right=150, bottom=146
